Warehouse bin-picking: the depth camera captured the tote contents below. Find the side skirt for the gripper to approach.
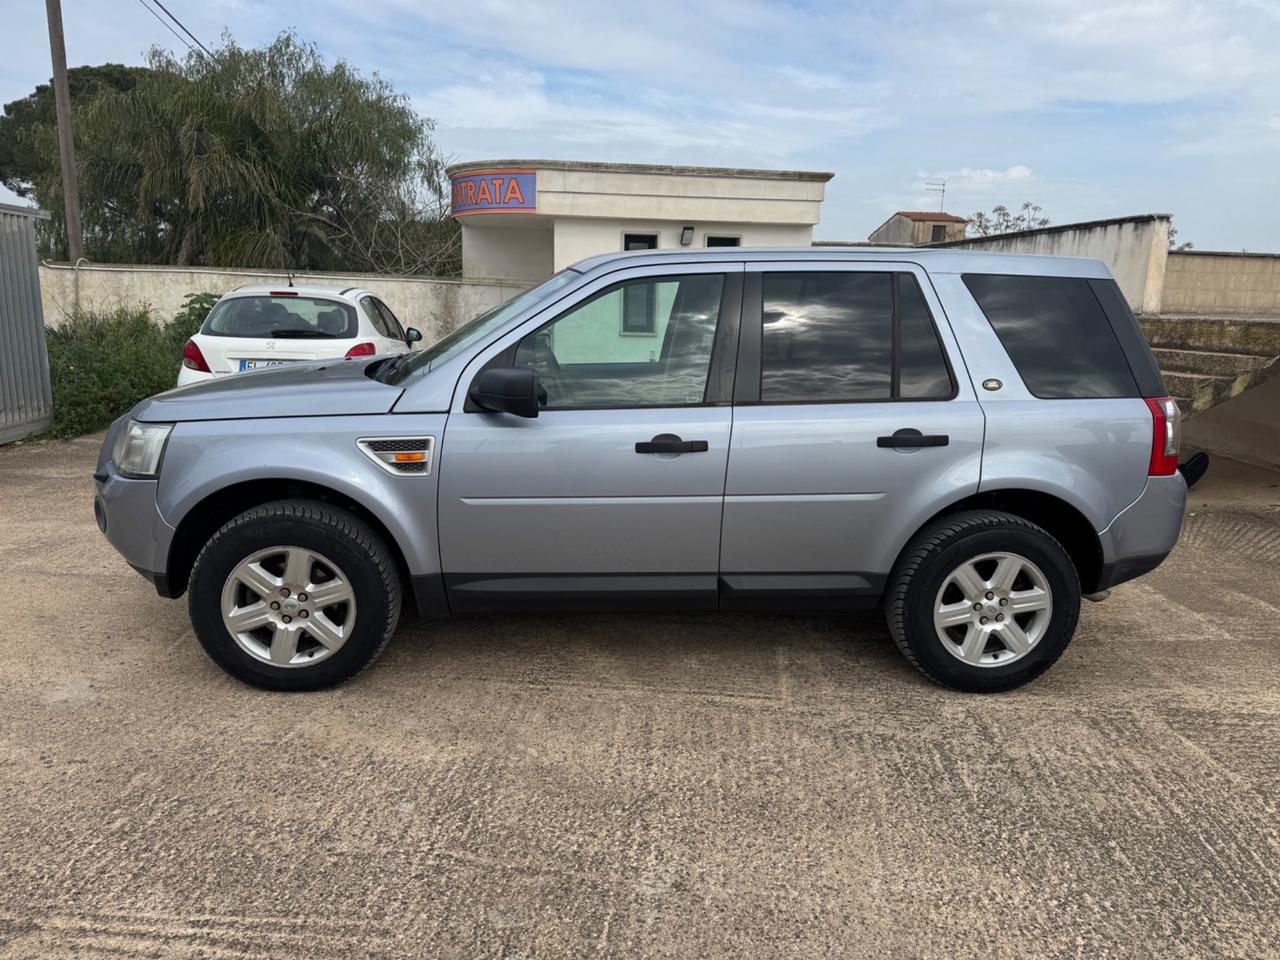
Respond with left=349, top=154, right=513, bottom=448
left=419, top=572, right=886, bottom=617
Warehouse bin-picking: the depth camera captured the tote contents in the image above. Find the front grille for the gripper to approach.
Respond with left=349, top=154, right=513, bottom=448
left=365, top=438, right=429, bottom=453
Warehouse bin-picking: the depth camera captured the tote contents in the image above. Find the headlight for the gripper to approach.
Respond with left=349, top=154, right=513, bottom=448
left=112, top=420, right=173, bottom=478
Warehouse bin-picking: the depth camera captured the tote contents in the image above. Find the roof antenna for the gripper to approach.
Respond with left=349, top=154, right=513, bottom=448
left=287, top=269, right=295, bottom=288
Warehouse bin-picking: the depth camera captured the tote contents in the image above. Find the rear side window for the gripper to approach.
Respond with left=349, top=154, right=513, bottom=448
left=204, top=296, right=357, bottom=339
left=759, top=271, right=954, bottom=403
left=962, top=274, right=1139, bottom=399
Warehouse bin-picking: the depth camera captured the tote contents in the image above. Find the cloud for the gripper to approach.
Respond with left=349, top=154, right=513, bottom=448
left=2, top=0, right=1279, bottom=247
left=923, top=166, right=1035, bottom=187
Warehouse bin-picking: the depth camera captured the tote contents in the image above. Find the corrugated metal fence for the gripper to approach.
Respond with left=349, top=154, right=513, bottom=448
left=0, top=203, right=53, bottom=444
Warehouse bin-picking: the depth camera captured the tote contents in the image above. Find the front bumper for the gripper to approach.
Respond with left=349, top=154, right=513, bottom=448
left=94, top=423, right=178, bottom=594
left=1096, top=472, right=1189, bottom=591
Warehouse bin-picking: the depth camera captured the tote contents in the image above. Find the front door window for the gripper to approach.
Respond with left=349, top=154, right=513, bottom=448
left=514, top=274, right=725, bottom=408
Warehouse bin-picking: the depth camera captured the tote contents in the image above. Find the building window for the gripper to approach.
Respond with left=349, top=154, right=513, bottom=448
left=930, top=224, right=947, bottom=243
left=706, top=235, right=741, bottom=247
left=621, top=234, right=659, bottom=332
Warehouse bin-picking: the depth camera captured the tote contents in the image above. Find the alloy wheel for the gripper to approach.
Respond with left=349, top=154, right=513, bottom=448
left=933, top=551, right=1053, bottom=668
left=219, top=546, right=357, bottom=668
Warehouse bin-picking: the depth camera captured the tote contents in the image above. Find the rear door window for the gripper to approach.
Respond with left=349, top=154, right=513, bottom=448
left=962, top=274, right=1140, bottom=398
left=203, top=296, right=356, bottom=339
left=762, top=272, right=893, bottom=402
left=758, top=271, right=954, bottom=403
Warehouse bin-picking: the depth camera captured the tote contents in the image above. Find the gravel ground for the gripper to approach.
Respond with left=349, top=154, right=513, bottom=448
left=1, top=436, right=1279, bottom=959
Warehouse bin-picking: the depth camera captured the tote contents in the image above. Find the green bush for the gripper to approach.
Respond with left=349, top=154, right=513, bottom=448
left=172, top=292, right=219, bottom=339
left=43, top=296, right=214, bottom=439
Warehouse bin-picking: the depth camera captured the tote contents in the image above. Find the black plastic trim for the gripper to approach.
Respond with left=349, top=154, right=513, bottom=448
left=444, top=573, right=718, bottom=614
left=733, top=272, right=763, bottom=403
left=411, top=574, right=451, bottom=620
left=1095, top=551, right=1171, bottom=592
left=1179, top=451, right=1210, bottom=489
left=703, top=271, right=743, bottom=404
left=719, top=572, right=885, bottom=613
left=129, top=563, right=180, bottom=599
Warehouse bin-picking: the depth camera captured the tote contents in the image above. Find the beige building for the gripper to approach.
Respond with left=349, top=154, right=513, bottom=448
left=447, top=159, right=833, bottom=284
left=868, top=210, right=968, bottom=245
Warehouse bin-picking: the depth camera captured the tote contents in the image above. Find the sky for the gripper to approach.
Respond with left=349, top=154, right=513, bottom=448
left=1, top=0, right=1277, bottom=251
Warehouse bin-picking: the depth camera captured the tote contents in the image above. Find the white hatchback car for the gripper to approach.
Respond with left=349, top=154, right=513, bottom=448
left=177, top=285, right=422, bottom=386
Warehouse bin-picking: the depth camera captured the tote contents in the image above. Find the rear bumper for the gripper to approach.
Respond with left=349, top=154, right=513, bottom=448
left=1096, top=473, right=1188, bottom=590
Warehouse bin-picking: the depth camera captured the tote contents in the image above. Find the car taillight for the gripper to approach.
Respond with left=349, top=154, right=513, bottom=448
left=345, top=342, right=376, bottom=358
left=182, top=339, right=210, bottom=373
left=1144, top=396, right=1181, bottom=476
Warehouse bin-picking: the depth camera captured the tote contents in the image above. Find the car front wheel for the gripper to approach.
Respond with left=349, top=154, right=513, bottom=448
left=188, top=500, right=401, bottom=691
left=885, top=510, right=1081, bottom=693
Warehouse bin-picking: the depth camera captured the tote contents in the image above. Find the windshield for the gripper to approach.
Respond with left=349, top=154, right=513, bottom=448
left=203, top=295, right=356, bottom=339
left=378, top=269, right=581, bottom=383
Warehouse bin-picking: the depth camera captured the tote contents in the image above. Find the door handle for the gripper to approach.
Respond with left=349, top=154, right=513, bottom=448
left=877, top=428, right=949, bottom=449
left=635, top=433, right=709, bottom=454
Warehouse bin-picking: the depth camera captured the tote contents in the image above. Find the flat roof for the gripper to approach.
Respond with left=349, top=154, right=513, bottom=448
left=446, top=158, right=834, bottom=183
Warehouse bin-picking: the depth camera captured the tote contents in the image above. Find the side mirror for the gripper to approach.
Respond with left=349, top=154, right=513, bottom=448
left=405, top=327, right=423, bottom=344
left=469, top=367, right=540, bottom=418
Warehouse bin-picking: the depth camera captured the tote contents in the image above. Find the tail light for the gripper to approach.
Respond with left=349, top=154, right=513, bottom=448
left=182, top=339, right=210, bottom=373
left=345, top=342, right=376, bottom=359
left=1144, top=396, right=1181, bottom=476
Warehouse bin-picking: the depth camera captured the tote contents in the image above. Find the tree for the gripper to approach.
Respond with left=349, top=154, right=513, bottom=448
left=28, top=33, right=458, bottom=274
left=0, top=63, right=148, bottom=198
left=1168, top=225, right=1193, bottom=251
left=966, top=202, right=1050, bottom=237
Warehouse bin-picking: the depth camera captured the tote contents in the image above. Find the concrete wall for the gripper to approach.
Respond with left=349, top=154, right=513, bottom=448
left=551, top=218, right=812, bottom=273
left=39, top=262, right=527, bottom=342
left=1183, top=373, right=1280, bottom=469
left=869, top=215, right=965, bottom=245
left=460, top=223, right=554, bottom=284
left=1162, top=251, right=1280, bottom=316
left=868, top=215, right=914, bottom=245
left=938, top=214, right=1172, bottom=314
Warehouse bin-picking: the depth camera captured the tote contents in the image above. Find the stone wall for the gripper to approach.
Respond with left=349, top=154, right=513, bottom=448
left=1162, top=251, right=1280, bottom=316
left=39, top=262, right=527, bottom=342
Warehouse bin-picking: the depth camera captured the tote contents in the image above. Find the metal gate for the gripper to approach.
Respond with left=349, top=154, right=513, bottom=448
left=0, top=203, right=53, bottom=444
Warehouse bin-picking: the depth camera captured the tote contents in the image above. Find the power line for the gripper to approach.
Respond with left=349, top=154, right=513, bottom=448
left=133, top=0, right=197, bottom=55
left=146, top=0, right=217, bottom=61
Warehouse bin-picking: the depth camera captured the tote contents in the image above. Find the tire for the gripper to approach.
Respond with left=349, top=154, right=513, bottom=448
left=188, top=500, right=401, bottom=691
left=885, top=510, right=1080, bottom=693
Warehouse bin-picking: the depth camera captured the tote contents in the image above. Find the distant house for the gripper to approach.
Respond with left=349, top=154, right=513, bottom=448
left=868, top=211, right=968, bottom=245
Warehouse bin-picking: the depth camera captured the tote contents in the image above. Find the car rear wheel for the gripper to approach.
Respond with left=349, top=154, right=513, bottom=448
left=885, top=510, right=1081, bottom=692
left=188, top=500, right=401, bottom=691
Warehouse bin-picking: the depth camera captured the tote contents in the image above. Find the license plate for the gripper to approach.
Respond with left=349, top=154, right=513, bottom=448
left=239, top=359, right=295, bottom=371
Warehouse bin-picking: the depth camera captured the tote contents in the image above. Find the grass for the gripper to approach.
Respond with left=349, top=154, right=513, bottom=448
left=42, top=294, right=214, bottom=440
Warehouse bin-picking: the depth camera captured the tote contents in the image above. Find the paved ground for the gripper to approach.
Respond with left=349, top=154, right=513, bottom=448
left=2, top=437, right=1279, bottom=959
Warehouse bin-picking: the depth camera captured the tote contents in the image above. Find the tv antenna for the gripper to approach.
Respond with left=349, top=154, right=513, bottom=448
left=925, top=180, right=946, bottom=211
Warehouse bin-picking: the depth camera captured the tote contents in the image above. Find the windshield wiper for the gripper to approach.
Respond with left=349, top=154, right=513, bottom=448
left=373, top=352, right=412, bottom=383
left=270, top=329, right=338, bottom=339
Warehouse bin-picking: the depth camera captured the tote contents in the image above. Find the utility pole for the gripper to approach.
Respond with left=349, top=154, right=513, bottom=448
left=45, top=0, right=83, bottom=263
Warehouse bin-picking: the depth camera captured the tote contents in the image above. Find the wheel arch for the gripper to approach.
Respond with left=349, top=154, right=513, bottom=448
left=164, top=479, right=420, bottom=612
left=892, top=487, right=1105, bottom=594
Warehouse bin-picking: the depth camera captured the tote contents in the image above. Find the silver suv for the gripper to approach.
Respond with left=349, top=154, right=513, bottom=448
left=95, top=248, right=1198, bottom=693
